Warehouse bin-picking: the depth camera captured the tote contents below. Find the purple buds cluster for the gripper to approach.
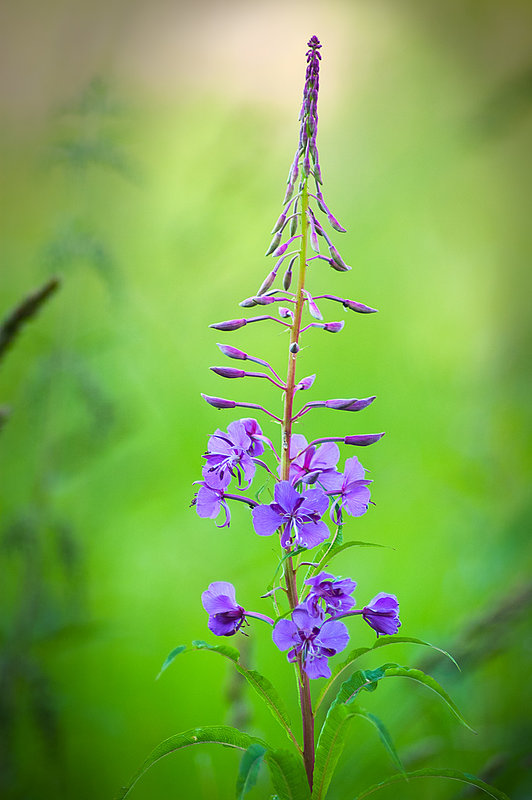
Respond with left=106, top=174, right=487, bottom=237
left=191, top=36, right=400, bottom=684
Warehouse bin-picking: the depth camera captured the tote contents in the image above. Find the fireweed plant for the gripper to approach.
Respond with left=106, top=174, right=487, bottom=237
left=118, top=37, right=508, bottom=800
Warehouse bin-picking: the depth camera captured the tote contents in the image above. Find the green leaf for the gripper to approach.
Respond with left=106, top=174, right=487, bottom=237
left=191, top=640, right=300, bottom=751
left=312, top=704, right=355, bottom=800
left=379, top=665, right=475, bottom=732
left=352, top=707, right=405, bottom=775
left=267, top=546, right=308, bottom=591
left=353, top=768, right=510, bottom=800
left=155, top=645, right=186, bottom=680
left=331, top=665, right=396, bottom=708
left=264, top=748, right=312, bottom=800
left=312, top=540, right=390, bottom=576
left=116, top=725, right=265, bottom=800
left=236, top=744, right=267, bottom=799
left=315, top=635, right=459, bottom=713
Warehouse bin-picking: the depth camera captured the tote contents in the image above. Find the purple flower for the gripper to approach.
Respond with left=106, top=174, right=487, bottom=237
left=194, top=471, right=231, bottom=528
left=203, top=419, right=261, bottom=488
left=272, top=604, right=349, bottom=679
left=362, top=593, right=401, bottom=636
left=252, top=481, right=329, bottom=549
left=202, top=581, right=246, bottom=636
left=287, top=434, right=341, bottom=486
left=319, top=456, right=372, bottom=521
left=304, top=571, right=357, bottom=616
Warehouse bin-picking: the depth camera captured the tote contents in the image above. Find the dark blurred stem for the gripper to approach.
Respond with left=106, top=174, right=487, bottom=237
left=0, top=278, right=60, bottom=363
left=280, top=179, right=314, bottom=790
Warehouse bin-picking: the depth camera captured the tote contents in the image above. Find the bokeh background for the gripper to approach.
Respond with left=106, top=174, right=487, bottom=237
left=1, top=1, right=531, bottom=798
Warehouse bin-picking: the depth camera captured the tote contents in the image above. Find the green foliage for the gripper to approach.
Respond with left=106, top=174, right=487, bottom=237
left=352, top=709, right=405, bottom=775
left=353, top=768, right=510, bottom=800
left=264, top=749, right=311, bottom=800
left=155, top=645, right=186, bottom=680
left=236, top=744, right=266, bottom=799
left=158, top=640, right=299, bottom=751
left=312, top=704, right=356, bottom=800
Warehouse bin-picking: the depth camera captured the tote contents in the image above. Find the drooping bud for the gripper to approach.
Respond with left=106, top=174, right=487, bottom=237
left=308, top=213, right=320, bottom=253
left=210, top=367, right=246, bottom=379
left=210, top=318, right=248, bottom=331
left=283, top=254, right=298, bottom=290
left=324, top=396, right=376, bottom=411
left=279, top=306, right=292, bottom=319
left=239, top=297, right=258, bottom=308
left=271, top=212, right=287, bottom=235
left=265, top=231, right=282, bottom=256
left=304, top=291, right=322, bottom=321
left=327, top=212, right=346, bottom=233
left=216, top=343, right=247, bottom=360
left=329, top=246, right=349, bottom=270
left=323, top=321, right=345, bottom=333
left=343, top=299, right=377, bottom=313
left=290, top=201, right=299, bottom=236
left=240, top=295, right=276, bottom=308
left=272, top=235, right=301, bottom=259
left=256, top=271, right=277, bottom=296
left=201, top=394, right=237, bottom=409
left=344, top=433, right=385, bottom=446
left=327, top=257, right=351, bottom=273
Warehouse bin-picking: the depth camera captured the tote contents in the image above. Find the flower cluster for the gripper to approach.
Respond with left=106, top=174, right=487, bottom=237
left=201, top=575, right=400, bottom=679
left=191, top=35, right=401, bottom=682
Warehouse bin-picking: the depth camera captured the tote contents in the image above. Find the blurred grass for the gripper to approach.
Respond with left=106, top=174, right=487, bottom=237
left=1, top=2, right=532, bottom=798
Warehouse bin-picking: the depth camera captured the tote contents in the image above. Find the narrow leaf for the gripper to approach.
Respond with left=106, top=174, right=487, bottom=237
left=380, top=666, right=475, bottom=732
left=116, top=725, right=264, bottom=800
left=156, top=645, right=186, bottom=680
left=191, top=640, right=300, bottom=750
left=268, top=546, right=308, bottom=591
left=316, top=635, right=459, bottom=713
left=312, top=540, right=390, bottom=576
left=264, top=748, right=312, bottom=800
left=312, top=704, right=355, bottom=800
left=352, top=707, right=405, bottom=775
left=353, top=768, right=510, bottom=800
left=236, top=743, right=267, bottom=799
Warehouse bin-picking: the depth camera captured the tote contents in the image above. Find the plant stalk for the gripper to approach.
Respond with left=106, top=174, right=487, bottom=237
left=280, top=178, right=315, bottom=790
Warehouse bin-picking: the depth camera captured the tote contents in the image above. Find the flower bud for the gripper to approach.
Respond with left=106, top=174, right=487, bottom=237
left=201, top=394, right=237, bottom=409
left=305, top=292, right=322, bottom=321
left=271, top=212, right=287, bottom=235
left=279, top=306, right=292, bottom=319
left=239, top=297, right=258, bottom=308
left=290, top=211, right=299, bottom=237
left=216, top=343, right=247, bottom=360
left=296, top=374, right=316, bottom=391
left=344, top=433, right=385, bottom=446
left=265, top=231, right=282, bottom=256
left=343, top=299, right=377, bottom=314
left=329, top=246, right=349, bottom=270
left=283, top=182, right=295, bottom=204
left=324, top=396, right=376, bottom=411
left=256, top=271, right=277, bottom=296
left=210, top=366, right=246, bottom=378
left=289, top=342, right=300, bottom=354
left=327, top=213, right=346, bottom=233
left=283, top=267, right=293, bottom=290
left=210, top=318, right=248, bottom=331
left=323, top=321, right=345, bottom=333
left=327, top=257, right=351, bottom=273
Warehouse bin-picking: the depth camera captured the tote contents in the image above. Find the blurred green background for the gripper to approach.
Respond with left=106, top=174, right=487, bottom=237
left=1, top=1, right=531, bottom=798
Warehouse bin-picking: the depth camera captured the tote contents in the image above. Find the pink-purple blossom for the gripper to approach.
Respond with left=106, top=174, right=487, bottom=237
left=202, top=419, right=263, bottom=488
left=272, top=604, right=349, bottom=679
left=287, top=434, right=341, bottom=487
left=320, top=456, right=372, bottom=522
left=304, top=571, right=357, bottom=616
left=362, top=592, right=401, bottom=636
left=202, top=582, right=246, bottom=636
left=252, top=480, right=329, bottom=549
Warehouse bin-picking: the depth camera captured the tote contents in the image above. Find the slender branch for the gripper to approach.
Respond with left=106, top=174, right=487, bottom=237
left=0, top=277, right=60, bottom=362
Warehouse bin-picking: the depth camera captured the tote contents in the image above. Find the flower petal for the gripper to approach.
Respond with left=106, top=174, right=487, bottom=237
left=252, top=504, right=284, bottom=536
left=201, top=581, right=237, bottom=613
left=317, top=620, right=350, bottom=654
left=296, top=519, right=330, bottom=549
left=272, top=619, right=298, bottom=651
left=304, top=655, right=331, bottom=679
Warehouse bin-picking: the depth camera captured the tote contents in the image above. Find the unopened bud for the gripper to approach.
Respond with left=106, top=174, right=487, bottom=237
left=201, top=394, right=237, bottom=410
left=290, top=213, right=299, bottom=237
left=265, top=231, right=282, bottom=256
left=302, top=469, right=322, bottom=485
left=210, top=366, right=246, bottom=379
left=289, top=342, right=300, bottom=354
left=239, top=297, right=258, bottom=308
left=323, top=321, right=345, bottom=333
left=271, top=212, right=287, bottom=235
left=279, top=306, right=292, bottom=319
left=324, top=396, right=376, bottom=411
left=329, top=246, right=349, bottom=270
left=216, top=343, right=247, bottom=360
left=296, top=374, right=316, bottom=391
left=210, top=318, right=248, bottom=331
left=343, top=299, right=377, bottom=313
left=305, top=293, right=322, bottom=321
left=256, top=271, right=277, bottom=296
left=283, top=268, right=293, bottom=290
left=283, top=182, right=295, bottom=204
left=327, top=213, right=347, bottom=233
left=344, top=433, right=385, bottom=446
left=328, top=257, right=351, bottom=273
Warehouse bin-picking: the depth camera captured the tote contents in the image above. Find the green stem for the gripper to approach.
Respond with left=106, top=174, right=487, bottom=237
left=280, top=179, right=314, bottom=790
